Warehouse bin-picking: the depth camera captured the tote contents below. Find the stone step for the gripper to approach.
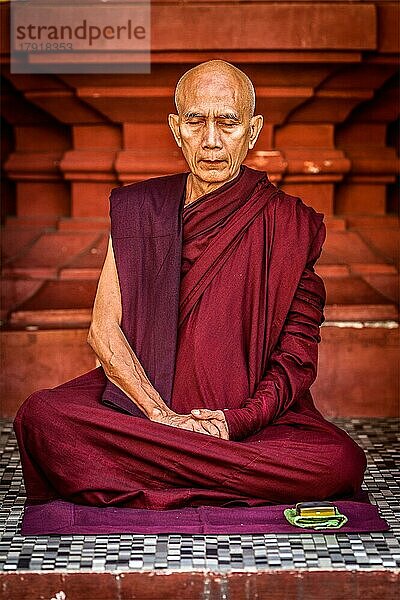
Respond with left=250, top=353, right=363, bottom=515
left=1, top=219, right=398, bottom=326
left=2, top=272, right=396, bottom=328
left=6, top=280, right=98, bottom=328
left=1, top=324, right=398, bottom=420
left=1, top=231, right=105, bottom=279
left=0, top=562, right=398, bottom=600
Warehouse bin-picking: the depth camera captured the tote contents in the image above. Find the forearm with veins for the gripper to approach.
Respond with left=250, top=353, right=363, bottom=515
left=88, top=320, right=172, bottom=420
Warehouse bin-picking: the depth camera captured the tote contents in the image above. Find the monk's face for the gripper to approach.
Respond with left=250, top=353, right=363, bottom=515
left=169, top=72, right=263, bottom=184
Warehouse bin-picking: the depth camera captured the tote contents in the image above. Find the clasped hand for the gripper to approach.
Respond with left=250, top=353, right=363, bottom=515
left=151, top=408, right=229, bottom=440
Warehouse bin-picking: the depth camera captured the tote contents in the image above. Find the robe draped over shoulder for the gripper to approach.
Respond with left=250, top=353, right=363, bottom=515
left=103, top=165, right=327, bottom=441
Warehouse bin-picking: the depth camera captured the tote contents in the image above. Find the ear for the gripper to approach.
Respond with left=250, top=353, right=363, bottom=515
left=168, top=113, right=182, bottom=148
left=248, top=114, right=263, bottom=150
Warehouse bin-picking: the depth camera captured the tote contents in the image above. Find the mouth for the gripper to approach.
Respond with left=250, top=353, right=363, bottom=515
left=199, top=159, right=227, bottom=166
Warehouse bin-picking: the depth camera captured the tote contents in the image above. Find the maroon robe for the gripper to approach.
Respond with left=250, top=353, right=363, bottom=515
left=14, top=166, right=367, bottom=511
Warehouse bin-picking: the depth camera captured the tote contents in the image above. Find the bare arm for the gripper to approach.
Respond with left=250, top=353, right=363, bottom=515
left=87, top=236, right=171, bottom=420
left=87, top=236, right=227, bottom=438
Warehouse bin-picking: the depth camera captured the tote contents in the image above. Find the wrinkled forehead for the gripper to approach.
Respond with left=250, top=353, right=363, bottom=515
left=178, top=73, right=247, bottom=116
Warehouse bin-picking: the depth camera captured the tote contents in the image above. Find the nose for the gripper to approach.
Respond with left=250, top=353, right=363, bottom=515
left=202, top=121, right=222, bottom=150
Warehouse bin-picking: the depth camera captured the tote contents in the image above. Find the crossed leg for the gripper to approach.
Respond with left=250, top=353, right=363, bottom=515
left=14, top=368, right=367, bottom=509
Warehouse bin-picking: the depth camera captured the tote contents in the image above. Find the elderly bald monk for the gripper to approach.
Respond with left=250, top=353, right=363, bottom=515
left=14, top=60, right=366, bottom=510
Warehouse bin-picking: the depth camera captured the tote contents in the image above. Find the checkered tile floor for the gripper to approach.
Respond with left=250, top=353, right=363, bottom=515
left=0, top=418, right=399, bottom=572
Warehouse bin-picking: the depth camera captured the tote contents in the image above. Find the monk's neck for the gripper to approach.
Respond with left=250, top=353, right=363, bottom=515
left=184, top=169, right=240, bottom=207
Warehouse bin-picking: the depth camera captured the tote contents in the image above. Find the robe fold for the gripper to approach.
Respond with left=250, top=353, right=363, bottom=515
left=14, top=165, right=367, bottom=511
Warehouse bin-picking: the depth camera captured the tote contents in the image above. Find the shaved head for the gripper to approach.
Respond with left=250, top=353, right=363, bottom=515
left=174, top=60, right=256, bottom=119
left=168, top=59, right=263, bottom=197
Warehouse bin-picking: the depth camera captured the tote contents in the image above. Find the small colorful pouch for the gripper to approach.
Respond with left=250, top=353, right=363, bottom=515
left=284, top=501, right=348, bottom=530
